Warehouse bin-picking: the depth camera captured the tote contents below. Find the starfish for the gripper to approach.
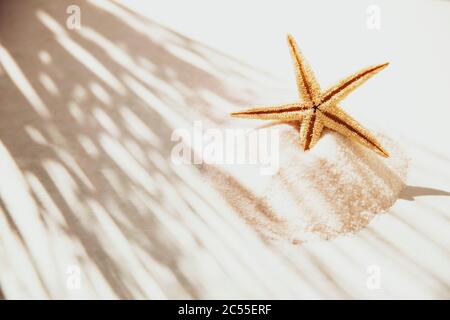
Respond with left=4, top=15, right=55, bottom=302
left=231, top=34, right=389, bottom=157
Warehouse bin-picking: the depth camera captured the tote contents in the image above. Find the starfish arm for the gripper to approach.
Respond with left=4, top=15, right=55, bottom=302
left=230, top=103, right=308, bottom=121
left=318, top=62, right=389, bottom=109
left=287, top=34, right=322, bottom=106
left=319, top=107, right=389, bottom=157
left=252, top=120, right=300, bottom=130
left=299, top=110, right=324, bottom=151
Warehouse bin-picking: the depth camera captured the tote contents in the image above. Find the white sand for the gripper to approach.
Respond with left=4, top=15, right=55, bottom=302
left=204, top=124, right=409, bottom=244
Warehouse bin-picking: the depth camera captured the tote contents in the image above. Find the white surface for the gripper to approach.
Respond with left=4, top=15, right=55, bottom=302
left=0, top=0, right=449, bottom=299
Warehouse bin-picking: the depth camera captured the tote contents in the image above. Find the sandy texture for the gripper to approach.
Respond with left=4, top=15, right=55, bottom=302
left=204, top=124, right=408, bottom=243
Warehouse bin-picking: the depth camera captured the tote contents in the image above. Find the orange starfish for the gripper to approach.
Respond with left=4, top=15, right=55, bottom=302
left=231, top=34, right=389, bottom=157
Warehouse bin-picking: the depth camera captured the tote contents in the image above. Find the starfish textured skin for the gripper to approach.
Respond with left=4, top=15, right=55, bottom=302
left=231, top=34, right=390, bottom=157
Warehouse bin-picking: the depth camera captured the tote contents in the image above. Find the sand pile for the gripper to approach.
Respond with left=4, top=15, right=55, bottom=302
left=203, top=124, right=409, bottom=244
